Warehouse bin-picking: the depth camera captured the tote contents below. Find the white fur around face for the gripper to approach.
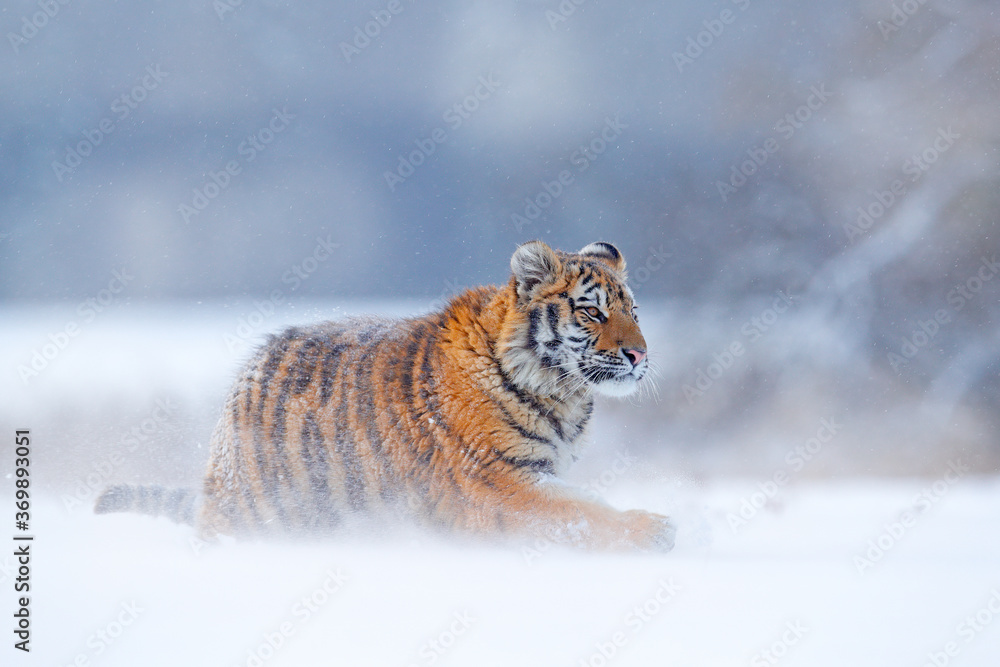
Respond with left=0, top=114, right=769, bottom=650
left=591, top=373, right=642, bottom=397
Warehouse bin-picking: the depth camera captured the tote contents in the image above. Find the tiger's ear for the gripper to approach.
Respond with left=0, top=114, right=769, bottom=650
left=511, top=240, right=561, bottom=301
left=579, top=242, right=626, bottom=273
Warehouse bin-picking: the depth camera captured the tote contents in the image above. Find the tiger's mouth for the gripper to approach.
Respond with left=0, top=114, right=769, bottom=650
left=581, top=360, right=646, bottom=397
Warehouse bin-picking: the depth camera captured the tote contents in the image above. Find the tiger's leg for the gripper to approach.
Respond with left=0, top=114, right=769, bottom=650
left=467, top=481, right=676, bottom=552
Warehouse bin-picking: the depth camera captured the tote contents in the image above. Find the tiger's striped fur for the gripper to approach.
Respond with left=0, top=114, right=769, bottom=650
left=94, top=484, right=198, bottom=525
left=96, top=241, right=675, bottom=551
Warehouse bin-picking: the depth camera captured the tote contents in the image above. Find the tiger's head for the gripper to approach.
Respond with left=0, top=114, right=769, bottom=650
left=500, top=240, right=649, bottom=399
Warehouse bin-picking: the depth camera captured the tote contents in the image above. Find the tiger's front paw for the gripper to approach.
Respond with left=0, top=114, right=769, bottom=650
left=620, top=509, right=676, bottom=552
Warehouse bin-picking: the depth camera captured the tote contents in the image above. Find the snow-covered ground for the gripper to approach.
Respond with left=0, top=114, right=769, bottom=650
left=10, top=480, right=1000, bottom=667
left=3, top=302, right=999, bottom=666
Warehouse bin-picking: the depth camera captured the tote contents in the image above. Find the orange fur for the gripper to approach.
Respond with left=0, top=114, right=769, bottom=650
left=100, top=241, right=675, bottom=552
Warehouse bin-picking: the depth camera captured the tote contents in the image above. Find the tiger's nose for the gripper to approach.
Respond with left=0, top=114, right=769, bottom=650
left=622, top=348, right=646, bottom=367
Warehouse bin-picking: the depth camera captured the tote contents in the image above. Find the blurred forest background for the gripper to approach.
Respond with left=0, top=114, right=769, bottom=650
left=2, top=0, right=998, bottom=486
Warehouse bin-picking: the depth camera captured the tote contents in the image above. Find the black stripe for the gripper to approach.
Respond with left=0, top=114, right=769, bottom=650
left=319, top=343, right=348, bottom=407
left=559, top=291, right=576, bottom=312
left=300, top=411, right=340, bottom=530
left=222, top=396, right=259, bottom=532
left=400, top=324, right=426, bottom=402
left=381, top=334, right=436, bottom=515
left=540, top=354, right=559, bottom=369
left=335, top=356, right=367, bottom=512
left=238, top=485, right=261, bottom=534
left=355, top=336, right=397, bottom=503
left=224, top=425, right=256, bottom=532
left=270, top=375, right=300, bottom=523
left=485, top=341, right=565, bottom=439
left=567, top=400, right=594, bottom=442
left=291, top=339, right=321, bottom=394
left=271, top=377, right=291, bottom=444
left=413, top=326, right=489, bottom=499
left=315, top=427, right=343, bottom=531
left=546, top=302, right=561, bottom=337
left=243, top=365, right=257, bottom=417
left=230, top=394, right=241, bottom=428
left=488, top=447, right=556, bottom=475
left=495, top=361, right=547, bottom=412
left=253, top=338, right=295, bottom=531
left=408, top=324, right=436, bottom=462
left=545, top=302, right=562, bottom=350
left=594, top=242, right=621, bottom=261
left=508, top=416, right=556, bottom=449
left=254, top=336, right=292, bottom=429
left=418, top=329, right=440, bottom=412
left=486, top=391, right=556, bottom=450
left=357, top=323, right=383, bottom=344
left=526, top=306, right=541, bottom=350
left=311, top=415, right=342, bottom=530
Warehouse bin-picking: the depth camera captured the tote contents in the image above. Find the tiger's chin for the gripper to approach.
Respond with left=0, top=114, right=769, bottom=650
left=590, top=373, right=645, bottom=398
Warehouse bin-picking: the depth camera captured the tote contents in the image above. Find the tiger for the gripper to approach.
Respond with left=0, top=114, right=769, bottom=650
left=95, top=241, right=676, bottom=552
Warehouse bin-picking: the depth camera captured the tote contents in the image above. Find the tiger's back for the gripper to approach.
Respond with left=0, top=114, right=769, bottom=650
left=202, top=293, right=479, bottom=536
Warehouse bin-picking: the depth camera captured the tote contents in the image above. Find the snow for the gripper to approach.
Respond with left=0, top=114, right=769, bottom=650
left=11, top=480, right=1000, bottom=666
left=3, top=302, right=999, bottom=666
